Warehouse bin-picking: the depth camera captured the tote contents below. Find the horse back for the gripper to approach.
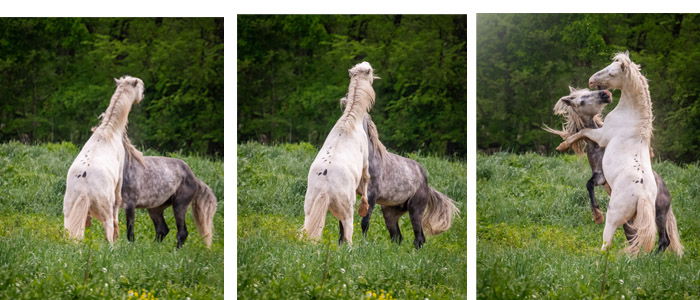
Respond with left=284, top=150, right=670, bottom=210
left=122, top=156, right=198, bottom=209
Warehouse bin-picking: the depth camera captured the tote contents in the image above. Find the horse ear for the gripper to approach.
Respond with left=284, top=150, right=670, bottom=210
left=624, top=50, right=630, bottom=57
left=568, top=86, right=577, bottom=93
left=131, top=79, right=138, bottom=87
left=560, top=96, right=574, bottom=106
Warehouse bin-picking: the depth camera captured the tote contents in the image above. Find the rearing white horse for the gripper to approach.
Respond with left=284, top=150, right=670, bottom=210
left=303, top=62, right=377, bottom=244
left=63, top=76, right=144, bottom=243
left=557, top=52, right=657, bottom=254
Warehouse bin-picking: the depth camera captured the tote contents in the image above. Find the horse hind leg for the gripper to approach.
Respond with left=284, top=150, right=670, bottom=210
left=655, top=195, right=671, bottom=253
left=381, top=205, right=406, bottom=244
left=601, top=207, right=629, bottom=252
left=587, top=174, right=604, bottom=224
left=148, top=205, right=170, bottom=242
left=408, top=193, right=428, bottom=249
left=173, top=202, right=190, bottom=248
left=340, top=217, right=353, bottom=245
left=98, top=206, right=116, bottom=244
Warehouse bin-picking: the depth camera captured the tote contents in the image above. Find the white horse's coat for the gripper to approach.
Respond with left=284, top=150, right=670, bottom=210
left=558, top=53, right=657, bottom=254
left=63, top=76, right=144, bottom=243
left=303, top=62, right=376, bottom=244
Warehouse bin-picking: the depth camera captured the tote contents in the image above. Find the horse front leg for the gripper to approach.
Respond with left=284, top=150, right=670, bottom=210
left=147, top=205, right=169, bottom=242
left=556, top=128, right=607, bottom=152
left=173, top=202, right=189, bottom=248
left=381, top=205, right=406, bottom=244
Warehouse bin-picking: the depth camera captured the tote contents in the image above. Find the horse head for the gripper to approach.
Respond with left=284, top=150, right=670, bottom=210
left=115, top=76, right=145, bottom=104
left=555, top=86, right=612, bottom=121
left=589, top=51, right=638, bottom=90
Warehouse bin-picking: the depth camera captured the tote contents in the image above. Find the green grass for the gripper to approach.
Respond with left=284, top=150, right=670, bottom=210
left=0, top=141, right=224, bottom=299
left=478, top=152, right=700, bottom=299
left=238, top=142, right=467, bottom=299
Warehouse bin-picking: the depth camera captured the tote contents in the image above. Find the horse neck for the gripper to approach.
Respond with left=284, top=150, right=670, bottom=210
left=96, top=86, right=136, bottom=137
left=340, top=78, right=374, bottom=131
left=616, top=73, right=653, bottom=141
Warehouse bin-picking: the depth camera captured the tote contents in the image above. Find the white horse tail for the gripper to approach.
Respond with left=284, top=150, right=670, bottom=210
left=303, top=192, right=330, bottom=240
left=191, top=180, right=218, bottom=248
left=63, top=193, right=90, bottom=240
left=665, top=206, right=684, bottom=256
left=422, top=187, right=460, bottom=235
left=627, top=196, right=657, bottom=254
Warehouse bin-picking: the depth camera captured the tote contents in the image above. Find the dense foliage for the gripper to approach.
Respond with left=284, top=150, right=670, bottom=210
left=0, top=142, right=224, bottom=298
left=478, top=14, right=700, bottom=162
left=0, top=18, right=223, bottom=156
left=238, top=15, right=467, bottom=157
left=478, top=153, right=700, bottom=298
left=238, top=142, right=466, bottom=299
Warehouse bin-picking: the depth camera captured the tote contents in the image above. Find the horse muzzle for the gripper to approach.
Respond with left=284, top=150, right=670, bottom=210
left=599, top=90, right=612, bottom=103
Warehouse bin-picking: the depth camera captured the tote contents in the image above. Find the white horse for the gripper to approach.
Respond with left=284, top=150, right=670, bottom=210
left=303, top=62, right=377, bottom=244
left=63, top=76, right=144, bottom=243
left=557, top=52, right=657, bottom=254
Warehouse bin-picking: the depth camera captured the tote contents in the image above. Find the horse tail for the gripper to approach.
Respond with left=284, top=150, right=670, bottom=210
left=303, top=192, right=330, bottom=240
left=422, top=187, right=460, bottom=235
left=626, top=195, right=657, bottom=254
left=63, top=193, right=90, bottom=240
left=665, top=206, right=684, bottom=256
left=191, top=180, right=218, bottom=248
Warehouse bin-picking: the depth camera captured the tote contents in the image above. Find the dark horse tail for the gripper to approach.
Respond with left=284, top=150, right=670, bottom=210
left=191, top=179, right=218, bottom=248
left=423, top=187, right=460, bottom=235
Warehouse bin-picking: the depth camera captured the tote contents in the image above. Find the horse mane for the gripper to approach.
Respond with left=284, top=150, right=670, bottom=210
left=122, top=133, right=146, bottom=167
left=615, top=52, right=654, bottom=142
left=365, top=115, right=388, bottom=158
left=339, top=62, right=377, bottom=132
left=95, top=76, right=142, bottom=137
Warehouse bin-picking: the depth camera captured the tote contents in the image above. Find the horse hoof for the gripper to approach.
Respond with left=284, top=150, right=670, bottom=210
left=556, top=142, right=568, bottom=151
left=593, top=210, right=604, bottom=224
left=359, top=204, right=368, bottom=217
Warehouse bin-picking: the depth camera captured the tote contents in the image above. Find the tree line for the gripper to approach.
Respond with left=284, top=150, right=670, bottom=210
left=0, top=18, right=223, bottom=156
left=478, top=14, right=700, bottom=163
left=238, top=15, right=468, bottom=157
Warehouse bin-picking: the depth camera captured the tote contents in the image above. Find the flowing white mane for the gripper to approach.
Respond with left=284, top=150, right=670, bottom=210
left=95, top=76, right=144, bottom=137
left=339, top=62, right=377, bottom=132
left=614, top=52, right=653, bottom=142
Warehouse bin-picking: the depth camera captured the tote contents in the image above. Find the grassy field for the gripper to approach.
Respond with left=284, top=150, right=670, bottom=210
left=0, top=142, right=224, bottom=299
left=478, top=152, right=700, bottom=299
left=238, top=142, right=467, bottom=299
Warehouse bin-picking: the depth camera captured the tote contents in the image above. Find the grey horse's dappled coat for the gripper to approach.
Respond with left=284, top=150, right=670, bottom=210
left=121, top=138, right=217, bottom=248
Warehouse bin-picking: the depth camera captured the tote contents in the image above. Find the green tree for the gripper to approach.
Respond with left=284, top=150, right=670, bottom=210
left=238, top=15, right=467, bottom=157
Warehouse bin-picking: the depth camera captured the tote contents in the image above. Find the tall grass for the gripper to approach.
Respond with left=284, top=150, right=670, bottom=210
left=0, top=141, right=224, bottom=299
left=238, top=142, right=467, bottom=299
left=478, top=152, right=700, bottom=298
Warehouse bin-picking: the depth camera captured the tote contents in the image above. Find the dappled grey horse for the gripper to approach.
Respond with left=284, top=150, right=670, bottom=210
left=341, top=97, right=460, bottom=249
left=545, top=87, right=682, bottom=255
left=120, top=137, right=218, bottom=248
